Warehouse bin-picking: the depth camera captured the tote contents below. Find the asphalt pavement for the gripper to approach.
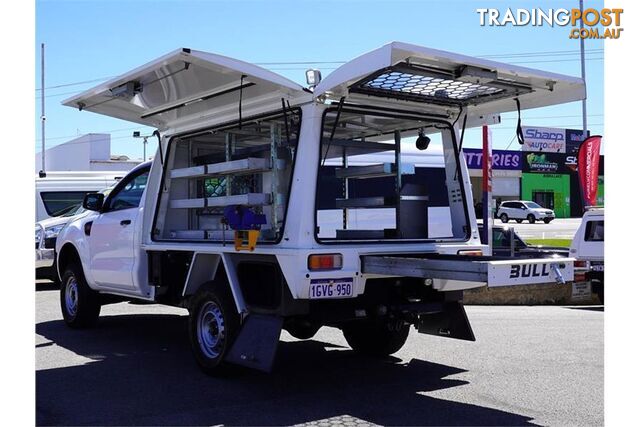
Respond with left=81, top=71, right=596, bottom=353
left=36, top=283, right=603, bottom=426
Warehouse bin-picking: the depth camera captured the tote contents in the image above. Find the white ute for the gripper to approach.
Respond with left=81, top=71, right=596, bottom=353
left=56, top=42, right=583, bottom=374
left=570, top=208, right=604, bottom=303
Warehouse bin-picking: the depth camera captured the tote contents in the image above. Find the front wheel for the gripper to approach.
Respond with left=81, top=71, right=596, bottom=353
left=188, top=283, right=240, bottom=375
left=543, top=218, right=552, bottom=224
left=342, top=321, right=410, bottom=356
left=500, top=213, right=509, bottom=223
left=516, top=219, right=523, bottom=224
left=527, top=214, right=536, bottom=224
left=60, top=263, right=101, bottom=328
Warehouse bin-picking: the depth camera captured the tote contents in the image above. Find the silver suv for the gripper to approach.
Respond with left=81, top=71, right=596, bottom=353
left=497, top=201, right=555, bottom=224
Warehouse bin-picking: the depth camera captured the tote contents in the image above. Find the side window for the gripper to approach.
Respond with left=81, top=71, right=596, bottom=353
left=584, top=220, right=604, bottom=242
left=492, top=229, right=508, bottom=248
left=106, top=171, right=149, bottom=212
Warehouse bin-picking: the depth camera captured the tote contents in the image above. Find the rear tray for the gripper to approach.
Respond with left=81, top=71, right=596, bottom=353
left=361, top=254, right=575, bottom=287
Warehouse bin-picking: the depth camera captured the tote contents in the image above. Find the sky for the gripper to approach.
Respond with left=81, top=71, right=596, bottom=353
left=35, top=0, right=604, bottom=161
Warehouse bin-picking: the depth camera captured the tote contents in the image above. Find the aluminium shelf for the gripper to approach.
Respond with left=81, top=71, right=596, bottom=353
left=170, top=157, right=271, bottom=179
left=335, top=163, right=415, bottom=179
left=335, top=196, right=396, bottom=209
left=169, top=193, right=272, bottom=209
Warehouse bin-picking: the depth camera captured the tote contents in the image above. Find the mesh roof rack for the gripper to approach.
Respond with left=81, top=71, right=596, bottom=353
left=350, top=64, right=532, bottom=107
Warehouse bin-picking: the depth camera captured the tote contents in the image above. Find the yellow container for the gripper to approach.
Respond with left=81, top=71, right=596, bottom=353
left=234, top=230, right=260, bottom=251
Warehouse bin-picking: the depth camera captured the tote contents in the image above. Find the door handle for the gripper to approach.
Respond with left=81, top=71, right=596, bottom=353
left=120, top=219, right=132, bottom=226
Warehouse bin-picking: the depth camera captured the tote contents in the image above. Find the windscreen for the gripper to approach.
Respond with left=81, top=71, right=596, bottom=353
left=315, top=108, right=469, bottom=242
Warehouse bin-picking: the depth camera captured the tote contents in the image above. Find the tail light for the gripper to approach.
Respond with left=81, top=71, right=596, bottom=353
left=574, top=260, right=587, bottom=268
left=458, top=249, right=483, bottom=256
left=308, top=254, right=343, bottom=271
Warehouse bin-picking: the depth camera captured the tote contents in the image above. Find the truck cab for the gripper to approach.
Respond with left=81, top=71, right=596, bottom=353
left=56, top=42, right=584, bottom=374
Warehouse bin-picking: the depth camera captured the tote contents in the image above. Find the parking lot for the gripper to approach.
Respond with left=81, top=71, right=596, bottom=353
left=36, top=283, right=603, bottom=426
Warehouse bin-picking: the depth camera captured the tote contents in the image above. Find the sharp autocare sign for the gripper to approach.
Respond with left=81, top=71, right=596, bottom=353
left=522, top=126, right=566, bottom=153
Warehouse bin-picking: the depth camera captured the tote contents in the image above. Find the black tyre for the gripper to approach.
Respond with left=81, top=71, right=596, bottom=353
left=500, top=213, right=509, bottom=223
left=285, top=320, right=321, bottom=340
left=188, top=282, right=240, bottom=375
left=516, top=219, right=523, bottom=224
left=342, top=321, right=410, bottom=356
left=597, top=289, right=604, bottom=304
left=543, top=218, right=552, bottom=224
left=60, top=263, right=101, bottom=328
left=527, top=214, right=536, bottom=224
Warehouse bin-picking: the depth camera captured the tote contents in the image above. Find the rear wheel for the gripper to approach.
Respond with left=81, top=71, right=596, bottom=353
left=188, top=282, right=240, bottom=375
left=342, top=320, right=410, bottom=356
left=500, top=213, right=509, bottom=223
left=527, top=214, right=536, bottom=224
left=60, top=263, right=101, bottom=328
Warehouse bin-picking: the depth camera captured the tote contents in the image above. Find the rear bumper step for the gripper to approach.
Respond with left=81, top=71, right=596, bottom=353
left=361, top=254, right=574, bottom=287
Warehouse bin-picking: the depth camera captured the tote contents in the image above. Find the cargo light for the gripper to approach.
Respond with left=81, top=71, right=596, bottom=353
left=458, top=249, right=483, bottom=256
left=308, top=254, right=343, bottom=270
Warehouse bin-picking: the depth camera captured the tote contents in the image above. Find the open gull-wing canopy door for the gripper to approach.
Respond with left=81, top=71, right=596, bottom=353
left=62, top=48, right=307, bottom=129
left=315, top=42, right=585, bottom=120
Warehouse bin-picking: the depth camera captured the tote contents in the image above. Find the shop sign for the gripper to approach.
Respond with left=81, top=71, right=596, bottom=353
left=464, top=148, right=521, bottom=170
left=522, top=126, right=566, bottom=153
left=523, top=152, right=562, bottom=173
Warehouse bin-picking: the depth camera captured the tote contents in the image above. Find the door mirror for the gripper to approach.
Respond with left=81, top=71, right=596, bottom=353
left=83, top=193, right=104, bottom=211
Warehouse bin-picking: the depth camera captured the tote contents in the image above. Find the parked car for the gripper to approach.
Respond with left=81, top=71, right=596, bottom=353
left=570, top=208, right=604, bottom=303
left=36, top=171, right=124, bottom=221
left=497, top=200, right=555, bottom=224
left=479, top=225, right=568, bottom=258
left=36, top=188, right=113, bottom=284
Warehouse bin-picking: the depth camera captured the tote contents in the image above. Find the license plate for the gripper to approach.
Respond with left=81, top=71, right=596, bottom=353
left=591, top=263, right=604, bottom=272
left=310, top=278, right=354, bottom=299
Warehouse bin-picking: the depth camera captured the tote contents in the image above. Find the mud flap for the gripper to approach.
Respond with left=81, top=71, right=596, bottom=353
left=225, top=314, right=283, bottom=372
left=416, top=302, right=475, bottom=341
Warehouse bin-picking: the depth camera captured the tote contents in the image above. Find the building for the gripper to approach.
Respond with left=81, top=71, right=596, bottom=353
left=466, top=127, right=604, bottom=218
left=35, top=133, right=141, bottom=174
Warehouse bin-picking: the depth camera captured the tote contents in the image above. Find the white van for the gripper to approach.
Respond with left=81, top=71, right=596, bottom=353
left=35, top=171, right=124, bottom=221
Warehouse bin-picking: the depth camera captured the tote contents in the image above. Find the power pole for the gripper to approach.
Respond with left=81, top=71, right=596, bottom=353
left=40, top=43, right=46, bottom=177
left=579, top=0, right=588, bottom=139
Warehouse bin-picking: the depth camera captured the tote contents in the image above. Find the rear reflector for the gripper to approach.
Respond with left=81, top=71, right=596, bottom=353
left=308, top=254, right=343, bottom=270
left=457, top=249, right=483, bottom=256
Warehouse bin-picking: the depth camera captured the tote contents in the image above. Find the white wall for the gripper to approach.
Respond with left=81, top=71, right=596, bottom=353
left=36, top=134, right=139, bottom=173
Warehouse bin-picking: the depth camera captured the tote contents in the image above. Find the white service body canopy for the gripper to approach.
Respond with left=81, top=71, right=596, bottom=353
left=63, top=42, right=585, bottom=128
left=314, top=42, right=586, bottom=119
left=62, top=48, right=307, bottom=130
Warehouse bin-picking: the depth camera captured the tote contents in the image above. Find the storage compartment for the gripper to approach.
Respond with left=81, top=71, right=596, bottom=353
left=153, top=109, right=301, bottom=243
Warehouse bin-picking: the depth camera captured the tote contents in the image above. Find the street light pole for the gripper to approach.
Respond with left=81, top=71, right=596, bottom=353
left=579, top=0, right=588, bottom=139
left=40, top=43, right=46, bottom=176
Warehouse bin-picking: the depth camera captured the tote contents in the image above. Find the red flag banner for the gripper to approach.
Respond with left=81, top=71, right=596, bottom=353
left=577, top=135, right=602, bottom=207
